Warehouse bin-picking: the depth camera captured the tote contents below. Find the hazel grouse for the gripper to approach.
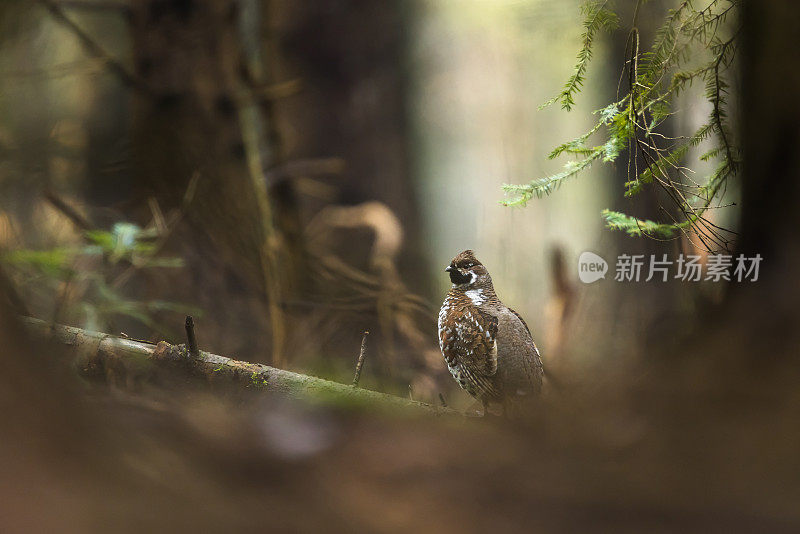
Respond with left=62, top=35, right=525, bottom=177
left=438, top=250, right=543, bottom=415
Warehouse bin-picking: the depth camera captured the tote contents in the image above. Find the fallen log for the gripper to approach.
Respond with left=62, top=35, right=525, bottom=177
left=23, top=317, right=452, bottom=415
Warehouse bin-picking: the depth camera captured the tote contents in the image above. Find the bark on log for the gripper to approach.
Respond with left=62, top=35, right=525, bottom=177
left=24, top=317, right=452, bottom=415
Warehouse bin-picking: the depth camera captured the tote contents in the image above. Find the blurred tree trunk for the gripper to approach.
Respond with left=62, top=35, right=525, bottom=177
left=130, top=0, right=264, bottom=278
left=261, top=2, right=437, bottom=385
left=253, top=0, right=309, bottom=294
left=661, top=0, right=800, bottom=380
left=275, top=1, right=428, bottom=289
left=128, top=0, right=288, bottom=364
left=739, top=0, right=800, bottom=274
left=728, top=0, right=800, bottom=368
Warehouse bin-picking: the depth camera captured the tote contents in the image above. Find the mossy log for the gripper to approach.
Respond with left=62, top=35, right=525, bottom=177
left=24, top=317, right=451, bottom=415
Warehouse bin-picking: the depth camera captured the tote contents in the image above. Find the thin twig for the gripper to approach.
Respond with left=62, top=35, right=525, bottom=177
left=254, top=78, right=303, bottom=100
left=111, top=173, right=198, bottom=289
left=56, top=0, right=130, bottom=14
left=352, top=330, right=369, bottom=387
left=43, top=189, right=93, bottom=231
left=438, top=393, right=448, bottom=408
left=264, top=157, right=346, bottom=186
left=185, top=315, right=199, bottom=358
left=37, top=0, right=150, bottom=94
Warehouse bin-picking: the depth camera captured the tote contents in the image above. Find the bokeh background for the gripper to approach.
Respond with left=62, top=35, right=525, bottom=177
left=2, top=1, right=799, bottom=532
left=0, top=0, right=711, bottom=406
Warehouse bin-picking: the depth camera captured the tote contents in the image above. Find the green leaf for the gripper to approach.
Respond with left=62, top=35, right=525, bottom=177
left=2, top=248, right=76, bottom=277
left=84, top=230, right=115, bottom=251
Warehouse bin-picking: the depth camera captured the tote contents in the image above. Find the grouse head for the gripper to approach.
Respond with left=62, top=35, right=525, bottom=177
left=445, top=249, right=493, bottom=291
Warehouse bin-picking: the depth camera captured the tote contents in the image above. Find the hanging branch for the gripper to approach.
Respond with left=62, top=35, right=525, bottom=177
left=504, top=0, right=742, bottom=251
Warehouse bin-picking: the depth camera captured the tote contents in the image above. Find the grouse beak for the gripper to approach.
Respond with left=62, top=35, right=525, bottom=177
left=445, top=265, right=454, bottom=272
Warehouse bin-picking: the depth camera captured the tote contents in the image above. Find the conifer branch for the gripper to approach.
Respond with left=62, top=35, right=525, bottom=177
left=504, top=0, right=741, bottom=251
left=541, top=1, right=619, bottom=111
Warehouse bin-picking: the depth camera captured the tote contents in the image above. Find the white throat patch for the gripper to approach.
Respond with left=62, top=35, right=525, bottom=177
left=465, top=288, right=485, bottom=305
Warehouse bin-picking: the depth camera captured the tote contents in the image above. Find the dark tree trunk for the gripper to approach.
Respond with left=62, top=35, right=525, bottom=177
left=128, top=0, right=291, bottom=364
left=722, top=0, right=800, bottom=370
left=129, top=0, right=266, bottom=279
left=739, top=1, right=800, bottom=271
left=275, top=1, right=428, bottom=287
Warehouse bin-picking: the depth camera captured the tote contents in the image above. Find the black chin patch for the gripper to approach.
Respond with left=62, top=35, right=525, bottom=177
left=449, top=269, right=472, bottom=285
